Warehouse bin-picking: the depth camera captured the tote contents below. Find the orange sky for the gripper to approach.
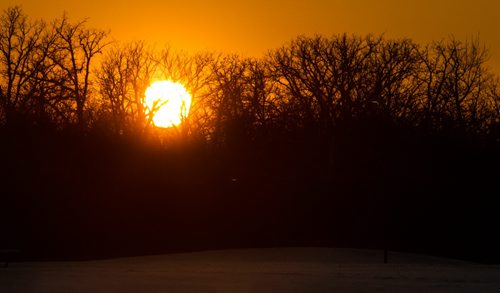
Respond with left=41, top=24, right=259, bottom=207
left=4, top=0, right=500, bottom=73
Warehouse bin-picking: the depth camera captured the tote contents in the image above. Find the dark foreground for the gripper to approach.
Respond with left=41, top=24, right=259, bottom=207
left=2, top=248, right=500, bottom=292
left=2, top=128, right=500, bottom=263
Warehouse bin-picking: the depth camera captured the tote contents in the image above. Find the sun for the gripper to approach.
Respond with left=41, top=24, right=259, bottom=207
left=144, top=80, right=192, bottom=128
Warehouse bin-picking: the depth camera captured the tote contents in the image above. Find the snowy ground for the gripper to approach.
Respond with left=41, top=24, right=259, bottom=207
left=2, top=247, right=500, bottom=292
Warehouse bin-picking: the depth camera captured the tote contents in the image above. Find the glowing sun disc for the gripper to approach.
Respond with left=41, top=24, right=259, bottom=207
left=145, top=80, right=192, bottom=128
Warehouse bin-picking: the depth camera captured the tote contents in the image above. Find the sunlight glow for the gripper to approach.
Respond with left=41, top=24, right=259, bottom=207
left=145, top=80, right=192, bottom=128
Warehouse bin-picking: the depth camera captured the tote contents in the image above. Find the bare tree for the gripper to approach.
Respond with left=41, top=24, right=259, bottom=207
left=268, top=34, right=385, bottom=134
left=363, top=39, right=421, bottom=122
left=98, top=41, right=156, bottom=135
left=416, top=37, right=489, bottom=132
left=0, top=6, right=48, bottom=125
left=155, top=48, right=214, bottom=139
left=483, top=77, right=500, bottom=137
left=198, top=54, right=277, bottom=146
left=48, top=14, right=108, bottom=129
left=204, top=54, right=248, bottom=145
left=243, top=58, right=277, bottom=136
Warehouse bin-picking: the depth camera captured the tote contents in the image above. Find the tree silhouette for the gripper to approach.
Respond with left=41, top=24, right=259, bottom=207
left=98, top=41, right=155, bottom=135
left=0, top=6, right=47, bottom=126
left=201, top=55, right=275, bottom=147
left=416, top=37, right=490, bottom=132
left=49, top=14, right=108, bottom=129
left=362, top=38, right=420, bottom=122
left=155, top=48, right=214, bottom=140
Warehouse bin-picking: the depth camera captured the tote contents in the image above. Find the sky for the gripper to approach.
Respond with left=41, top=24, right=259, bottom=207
left=3, top=0, right=500, bottom=73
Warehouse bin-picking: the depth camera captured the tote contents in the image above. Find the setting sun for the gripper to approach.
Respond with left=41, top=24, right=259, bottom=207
left=144, top=80, right=192, bottom=128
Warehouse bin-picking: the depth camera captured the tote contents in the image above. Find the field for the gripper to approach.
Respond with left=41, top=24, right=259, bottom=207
left=2, top=247, right=500, bottom=292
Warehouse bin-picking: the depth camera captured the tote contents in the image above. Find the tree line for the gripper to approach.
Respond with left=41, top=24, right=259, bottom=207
left=3, top=6, right=500, bottom=261
left=1, top=6, right=500, bottom=145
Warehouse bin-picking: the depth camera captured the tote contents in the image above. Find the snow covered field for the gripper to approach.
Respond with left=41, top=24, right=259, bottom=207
left=2, top=247, right=500, bottom=292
